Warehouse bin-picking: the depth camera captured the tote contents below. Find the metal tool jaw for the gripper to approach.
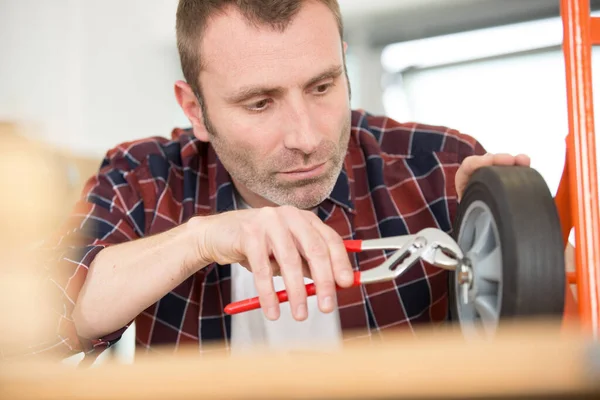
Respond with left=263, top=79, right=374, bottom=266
left=357, top=228, right=464, bottom=285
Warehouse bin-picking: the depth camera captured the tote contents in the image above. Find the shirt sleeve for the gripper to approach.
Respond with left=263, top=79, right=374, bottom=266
left=443, top=127, right=488, bottom=161
left=428, top=128, right=488, bottom=234
left=438, top=127, right=487, bottom=196
left=24, top=149, right=147, bottom=362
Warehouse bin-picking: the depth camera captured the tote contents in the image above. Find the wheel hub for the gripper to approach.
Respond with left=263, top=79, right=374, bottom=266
left=455, top=200, right=503, bottom=338
left=457, top=258, right=474, bottom=304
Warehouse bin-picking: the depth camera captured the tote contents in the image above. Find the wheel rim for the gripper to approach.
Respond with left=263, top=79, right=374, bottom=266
left=455, top=200, right=503, bottom=338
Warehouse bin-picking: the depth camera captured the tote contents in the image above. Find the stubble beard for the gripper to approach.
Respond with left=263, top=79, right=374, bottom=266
left=206, top=112, right=351, bottom=210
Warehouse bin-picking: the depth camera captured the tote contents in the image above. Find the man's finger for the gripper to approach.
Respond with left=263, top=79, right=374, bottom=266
left=246, top=259, right=311, bottom=279
left=266, top=209, right=308, bottom=321
left=515, top=153, right=531, bottom=166
left=243, top=234, right=279, bottom=321
left=286, top=209, right=337, bottom=315
left=492, top=153, right=520, bottom=165
left=460, top=153, right=495, bottom=176
left=306, top=212, right=354, bottom=289
left=456, top=153, right=531, bottom=201
left=456, top=153, right=494, bottom=201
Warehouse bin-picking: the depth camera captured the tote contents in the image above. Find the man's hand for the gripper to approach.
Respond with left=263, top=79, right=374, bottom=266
left=193, top=206, right=355, bottom=321
left=456, top=153, right=531, bottom=201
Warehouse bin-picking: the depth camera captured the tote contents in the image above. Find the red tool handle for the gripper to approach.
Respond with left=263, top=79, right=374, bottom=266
left=224, top=270, right=361, bottom=315
left=343, top=239, right=362, bottom=252
left=223, top=239, right=363, bottom=315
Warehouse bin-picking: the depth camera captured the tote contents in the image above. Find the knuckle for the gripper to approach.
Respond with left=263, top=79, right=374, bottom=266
left=316, top=279, right=336, bottom=293
left=242, top=229, right=259, bottom=244
left=241, top=221, right=261, bottom=237
left=307, top=213, right=325, bottom=226
left=331, top=252, right=351, bottom=268
left=258, top=207, right=277, bottom=219
left=323, top=228, right=343, bottom=245
left=241, top=236, right=261, bottom=256
left=307, top=241, right=328, bottom=258
left=252, top=263, right=272, bottom=280
left=300, top=209, right=317, bottom=219
left=278, top=253, right=301, bottom=269
left=278, top=205, right=298, bottom=217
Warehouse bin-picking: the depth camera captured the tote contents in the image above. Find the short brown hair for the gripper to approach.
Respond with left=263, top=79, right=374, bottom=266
left=176, top=0, right=344, bottom=101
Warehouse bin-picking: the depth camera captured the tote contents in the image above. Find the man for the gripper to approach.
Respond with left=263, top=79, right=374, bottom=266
left=35, top=0, right=531, bottom=361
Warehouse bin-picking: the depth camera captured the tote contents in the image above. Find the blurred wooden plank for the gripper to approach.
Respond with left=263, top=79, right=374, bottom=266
left=0, top=121, right=101, bottom=247
left=1, top=321, right=598, bottom=400
left=0, top=122, right=101, bottom=358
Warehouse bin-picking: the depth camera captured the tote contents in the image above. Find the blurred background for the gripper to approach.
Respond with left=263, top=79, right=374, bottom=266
left=1, top=0, right=599, bottom=365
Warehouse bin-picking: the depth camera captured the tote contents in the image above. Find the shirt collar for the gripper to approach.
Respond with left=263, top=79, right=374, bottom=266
left=214, top=161, right=236, bottom=214
left=324, top=163, right=354, bottom=213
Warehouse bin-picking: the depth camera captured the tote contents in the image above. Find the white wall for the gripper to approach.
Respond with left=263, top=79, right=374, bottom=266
left=0, top=0, right=187, bottom=157
left=0, top=0, right=388, bottom=158
left=1, top=0, right=78, bottom=149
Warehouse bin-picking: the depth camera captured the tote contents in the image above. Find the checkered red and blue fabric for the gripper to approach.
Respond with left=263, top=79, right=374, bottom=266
left=33, top=109, right=485, bottom=360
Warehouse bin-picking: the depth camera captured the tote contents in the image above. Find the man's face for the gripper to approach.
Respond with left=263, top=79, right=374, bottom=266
left=196, top=1, right=351, bottom=209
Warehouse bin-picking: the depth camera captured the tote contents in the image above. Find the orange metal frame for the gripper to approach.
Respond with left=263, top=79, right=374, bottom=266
left=557, top=0, right=600, bottom=337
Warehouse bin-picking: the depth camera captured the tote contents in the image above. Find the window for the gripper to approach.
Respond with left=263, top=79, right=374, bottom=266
left=381, top=17, right=600, bottom=198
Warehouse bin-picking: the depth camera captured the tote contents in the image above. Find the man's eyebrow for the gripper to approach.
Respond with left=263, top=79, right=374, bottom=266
left=303, top=65, right=344, bottom=89
left=225, top=65, right=344, bottom=105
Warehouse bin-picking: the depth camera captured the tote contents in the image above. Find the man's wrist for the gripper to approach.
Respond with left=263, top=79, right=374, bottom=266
left=184, top=215, right=216, bottom=270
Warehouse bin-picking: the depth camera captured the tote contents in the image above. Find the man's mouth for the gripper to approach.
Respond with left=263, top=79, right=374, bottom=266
left=280, top=162, right=327, bottom=179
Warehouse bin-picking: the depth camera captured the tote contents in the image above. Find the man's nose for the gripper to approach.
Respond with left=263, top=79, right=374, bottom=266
left=283, top=98, right=320, bottom=155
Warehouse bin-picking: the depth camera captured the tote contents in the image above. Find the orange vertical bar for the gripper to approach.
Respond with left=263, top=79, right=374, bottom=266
left=554, top=155, right=578, bottom=288
left=560, top=0, right=600, bottom=337
left=555, top=165, right=579, bottom=318
left=555, top=153, right=573, bottom=244
left=590, top=17, right=600, bottom=44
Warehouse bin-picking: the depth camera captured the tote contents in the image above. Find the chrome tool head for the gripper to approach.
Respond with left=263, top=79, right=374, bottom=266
left=357, top=228, right=464, bottom=285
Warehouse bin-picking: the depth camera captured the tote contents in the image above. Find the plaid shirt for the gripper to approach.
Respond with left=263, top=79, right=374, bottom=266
left=35, top=109, right=485, bottom=361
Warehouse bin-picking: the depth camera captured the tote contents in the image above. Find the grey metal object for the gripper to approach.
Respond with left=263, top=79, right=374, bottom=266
left=358, top=228, right=463, bottom=285
left=457, top=259, right=474, bottom=305
left=454, top=200, right=503, bottom=338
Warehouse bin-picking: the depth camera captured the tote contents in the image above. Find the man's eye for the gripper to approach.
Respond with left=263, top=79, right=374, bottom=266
left=314, top=83, right=333, bottom=94
left=247, top=99, right=270, bottom=112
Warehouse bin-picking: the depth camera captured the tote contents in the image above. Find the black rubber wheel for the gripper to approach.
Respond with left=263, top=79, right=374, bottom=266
left=448, top=165, right=565, bottom=336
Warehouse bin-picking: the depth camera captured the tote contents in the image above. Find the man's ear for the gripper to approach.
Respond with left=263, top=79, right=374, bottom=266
left=343, top=41, right=348, bottom=54
left=174, top=80, right=210, bottom=142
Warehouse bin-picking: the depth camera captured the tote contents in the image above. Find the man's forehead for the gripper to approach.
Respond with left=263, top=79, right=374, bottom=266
left=199, top=1, right=342, bottom=76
